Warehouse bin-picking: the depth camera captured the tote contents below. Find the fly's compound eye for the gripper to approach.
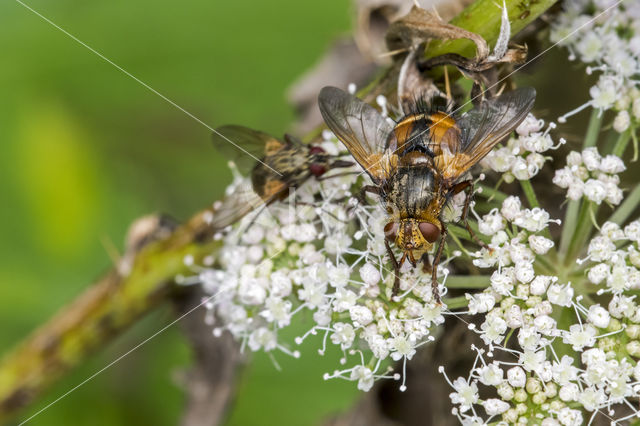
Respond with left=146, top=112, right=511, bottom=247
left=384, top=222, right=399, bottom=242
left=418, top=222, right=440, bottom=243
left=309, top=163, right=327, bottom=177
left=309, top=146, right=325, bottom=155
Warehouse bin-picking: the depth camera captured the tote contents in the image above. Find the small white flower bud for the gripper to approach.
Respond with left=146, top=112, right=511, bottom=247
left=497, top=383, right=515, bottom=400
left=530, top=275, right=553, bottom=295
left=566, top=151, right=582, bottom=167
left=613, top=110, right=630, bottom=133
left=627, top=340, right=640, bottom=357
left=627, top=325, right=640, bottom=339
left=587, top=263, right=609, bottom=284
left=600, top=154, right=625, bottom=174
left=501, top=196, right=522, bottom=221
left=559, top=383, right=579, bottom=402
left=532, top=391, right=546, bottom=405
left=507, top=366, right=526, bottom=388
left=359, top=262, right=380, bottom=286
left=583, top=178, right=607, bottom=204
left=483, top=398, right=510, bottom=415
left=513, top=389, right=527, bottom=402
left=581, top=147, right=602, bottom=171
left=587, top=304, right=610, bottom=328
left=552, top=167, right=573, bottom=188
left=547, top=283, right=574, bottom=307
left=516, top=113, right=545, bottom=136
left=528, top=235, right=554, bottom=255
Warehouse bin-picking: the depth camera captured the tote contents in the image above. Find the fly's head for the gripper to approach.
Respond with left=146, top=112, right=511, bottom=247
left=308, top=146, right=330, bottom=177
left=384, top=218, right=441, bottom=266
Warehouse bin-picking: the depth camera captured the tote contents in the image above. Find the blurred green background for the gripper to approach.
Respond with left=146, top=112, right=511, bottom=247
left=0, top=0, right=362, bottom=424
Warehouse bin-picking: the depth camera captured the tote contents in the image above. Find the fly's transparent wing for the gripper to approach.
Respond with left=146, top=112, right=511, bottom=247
left=436, top=87, right=536, bottom=181
left=318, top=86, right=395, bottom=182
left=207, top=180, right=270, bottom=230
left=211, top=125, right=286, bottom=175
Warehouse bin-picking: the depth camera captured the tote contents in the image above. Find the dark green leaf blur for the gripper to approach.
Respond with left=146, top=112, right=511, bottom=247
left=0, top=0, right=360, bottom=424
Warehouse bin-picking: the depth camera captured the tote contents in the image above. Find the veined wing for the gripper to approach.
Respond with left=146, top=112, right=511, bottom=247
left=211, top=125, right=287, bottom=175
left=318, top=86, right=395, bottom=183
left=434, top=87, right=536, bottom=181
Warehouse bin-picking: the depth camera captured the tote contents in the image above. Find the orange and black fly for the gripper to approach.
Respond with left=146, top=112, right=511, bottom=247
left=206, top=125, right=352, bottom=231
left=318, top=86, right=536, bottom=302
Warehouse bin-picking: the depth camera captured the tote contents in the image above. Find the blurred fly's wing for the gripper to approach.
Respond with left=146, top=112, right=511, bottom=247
left=208, top=180, right=266, bottom=231
left=211, top=125, right=286, bottom=175
left=318, top=86, right=395, bottom=183
left=435, top=87, right=536, bottom=181
left=208, top=178, right=290, bottom=231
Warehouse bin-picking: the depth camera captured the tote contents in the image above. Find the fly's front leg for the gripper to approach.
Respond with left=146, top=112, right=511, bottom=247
left=431, top=223, right=448, bottom=305
left=331, top=184, right=379, bottom=214
left=385, top=239, right=401, bottom=298
left=459, top=181, right=489, bottom=250
left=343, top=184, right=380, bottom=216
left=357, top=185, right=381, bottom=205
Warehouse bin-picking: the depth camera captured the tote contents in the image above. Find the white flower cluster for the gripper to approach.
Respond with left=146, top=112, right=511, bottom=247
left=551, top=0, right=640, bottom=132
left=584, top=220, right=640, bottom=294
left=443, top=194, right=640, bottom=424
left=468, top=196, right=558, bottom=348
left=193, top=131, right=450, bottom=392
left=482, top=114, right=564, bottom=182
left=552, top=147, right=625, bottom=205
left=443, top=339, right=640, bottom=426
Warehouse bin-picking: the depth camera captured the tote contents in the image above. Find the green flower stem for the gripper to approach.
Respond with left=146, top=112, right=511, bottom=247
left=442, top=295, right=470, bottom=310
left=565, top=200, right=596, bottom=266
left=631, top=126, right=639, bottom=161
left=446, top=275, right=491, bottom=289
left=477, top=183, right=508, bottom=202
left=534, top=254, right=555, bottom=276
left=520, top=179, right=540, bottom=208
left=448, top=222, right=489, bottom=245
left=612, top=128, right=632, bottom=157
left=609, top=184, right=640, bottom=225
left=583, top=108, right=603, bottom=148
left=559, top=201, right=580, bottom=257
left=559, top=109, right=603, bottom=259
left=448, top=228, right=473, bottom=254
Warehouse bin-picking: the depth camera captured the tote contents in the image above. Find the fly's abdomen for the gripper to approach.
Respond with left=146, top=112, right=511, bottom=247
left=385, top=166, right=435, bottom=219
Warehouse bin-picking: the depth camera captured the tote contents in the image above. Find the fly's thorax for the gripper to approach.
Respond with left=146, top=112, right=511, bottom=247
left=269, top=146, right=312, bottom=181
left=250, top=146, right=309, bottom=200
left=383, top=166, right=438, bottom=220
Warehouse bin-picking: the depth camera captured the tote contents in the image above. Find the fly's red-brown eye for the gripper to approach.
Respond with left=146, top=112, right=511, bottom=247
left=309, top=146, right=325, bottom=155
left=384, top=222, right=399, bottom=242
left=419, top=222, right=440, bottom=243
left=309, top=163, right=327, bottom=177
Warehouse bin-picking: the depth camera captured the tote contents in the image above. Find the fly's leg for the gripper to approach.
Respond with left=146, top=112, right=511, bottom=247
left=459, top=181, right=490, bottom=250
left=342, top=185, right=381, bottom=216
left=385, top=239, right=401, bottom=298
left=357, top=185, right=381, bottom=205
left=431, top=223, right=448, bottom=305
left=329, top=184, right=379, bottom=217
